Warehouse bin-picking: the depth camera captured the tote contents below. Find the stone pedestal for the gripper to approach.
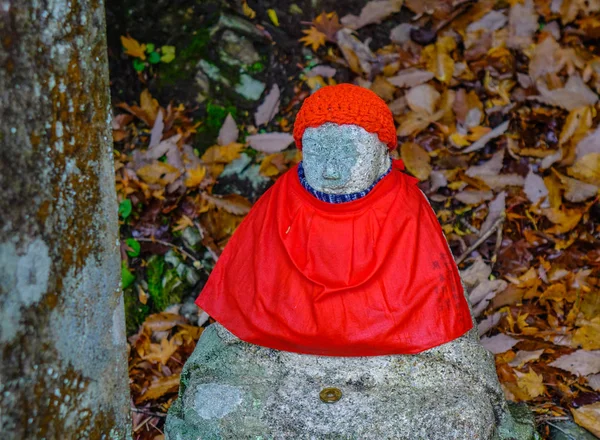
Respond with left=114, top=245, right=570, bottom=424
left=165, top=323, right=538, bottom=440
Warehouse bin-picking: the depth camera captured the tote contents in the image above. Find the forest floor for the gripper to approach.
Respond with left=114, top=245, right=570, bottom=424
left=105, top=0, right=600, bottom=438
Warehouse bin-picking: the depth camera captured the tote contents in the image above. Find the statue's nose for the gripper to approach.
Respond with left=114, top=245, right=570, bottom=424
left=322, top=163, right=341, bottom=180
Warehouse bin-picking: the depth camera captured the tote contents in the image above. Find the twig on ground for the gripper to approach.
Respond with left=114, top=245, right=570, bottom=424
left=131, top=407, right=167, bottom=418
left=456, top=215, right=505, bottom=265
left=136, top=237, right=199, bottom=263
left=490, top=219, right=504, bottom=270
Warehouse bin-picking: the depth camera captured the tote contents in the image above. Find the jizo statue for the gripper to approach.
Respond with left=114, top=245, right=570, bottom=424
left=165, top=84, right=538, bottom=439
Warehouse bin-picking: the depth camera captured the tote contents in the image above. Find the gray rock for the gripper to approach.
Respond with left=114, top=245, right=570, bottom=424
left=219, top=30, right=260, bottom=67
left=166, top=322, right=537, bottom=439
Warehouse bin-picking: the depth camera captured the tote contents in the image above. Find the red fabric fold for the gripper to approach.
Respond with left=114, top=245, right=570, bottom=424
left=196, top=164, right=472, bottom=356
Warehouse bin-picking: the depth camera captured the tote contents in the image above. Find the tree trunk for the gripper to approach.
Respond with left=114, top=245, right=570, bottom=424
left=0, top=1, right=131, bottom=438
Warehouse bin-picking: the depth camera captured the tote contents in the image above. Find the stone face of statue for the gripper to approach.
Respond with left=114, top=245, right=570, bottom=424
left=301, top=123, right=391, bottom=194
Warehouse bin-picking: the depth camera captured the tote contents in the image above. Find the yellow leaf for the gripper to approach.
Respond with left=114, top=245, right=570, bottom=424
left=573, top=317, right=600, bottom=350
left=160, top=45, right=176, bottom=63
left=449, top=133, right=470, bottom=148
left=421, top=36, right=456, bottom=84
left=267, top=8, right=279, bottom=26
left=173, top=215, right=195, bottom=232
left=559, top=106, right=593, bottom=145
left=572, top=403, right=600, bottom=437
left=401, top=142, right=432, bottom=181
left=120, top=35, right=146, bottom=60
left=370, top=76, right=396, bottom=102
left=568, top=152, right=600, bottom=186
left=260, top=153, right=283, bottom=177
left=242, top=1, right=256, bottom=19
left=136, top=161, right=180, bottom=185
left=515, top=369, right=545, bottom=400
left=544, top=207, right=584, bottom=234
left=201, top=143, right=243, bottom=164
left=306, top=75, right=327, bottom=90
left=185, top=166, right=207, bottom=188
left=299, top=27, right=327, bottom=51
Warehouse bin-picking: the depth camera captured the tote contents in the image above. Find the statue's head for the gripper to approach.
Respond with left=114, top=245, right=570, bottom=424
left=293, top=84, right=397, bottom=195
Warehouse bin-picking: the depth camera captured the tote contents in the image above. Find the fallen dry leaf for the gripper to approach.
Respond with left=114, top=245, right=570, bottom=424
left=506, top=0, right=538, bottom=49
left=341, top=0, right=403, bottom=30
left=571, top=403, right=600, bottom=437
left=217, top=114, right=239, bottom=146
left=532, top=75, right=599, bottom=111
left=400, top=142, right=431, bottom=181
left=255, top=84, right=281, bottom=127
left=405, top=84, right=440, bottom=115
left=550, top=350, right=600, bottom=376
left=515, top=369, right=546, bottom=400
left=137, top=374, right=180, bottom=403
left=508, top=349, right=545, bottom=368
left=120, top=35, right=146, bottom=59
left=247, top=132, right=294, bottom=153
left=481, top=333, right=520, bottom=354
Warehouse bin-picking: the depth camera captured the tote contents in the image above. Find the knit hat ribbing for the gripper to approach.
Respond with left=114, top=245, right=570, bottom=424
left=293, top=84, right=397, bottom=151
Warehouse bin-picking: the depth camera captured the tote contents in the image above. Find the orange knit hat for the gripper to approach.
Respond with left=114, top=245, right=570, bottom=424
left=293, top=83, right=397, bottom=151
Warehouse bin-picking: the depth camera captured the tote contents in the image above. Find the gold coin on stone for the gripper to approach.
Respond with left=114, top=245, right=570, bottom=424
left=319, top=387, right=342, bottom=403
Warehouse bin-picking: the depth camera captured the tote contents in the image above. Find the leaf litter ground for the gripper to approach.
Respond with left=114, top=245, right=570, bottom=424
left=107, top=1, right=600, bottom=438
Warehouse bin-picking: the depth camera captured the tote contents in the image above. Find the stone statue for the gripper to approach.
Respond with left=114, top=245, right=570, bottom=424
left=165, top=84, right=538, bottom=439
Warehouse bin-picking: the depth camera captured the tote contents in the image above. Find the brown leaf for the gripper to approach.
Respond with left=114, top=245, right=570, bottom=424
left=137, top=161, right=181, bottom=185
left=341, top=0, right=403, bottom=30
left=314, top=11, right=343, bottom=42
left=202, top=193, right=252, bottom=215
left=142, top=313, right=187, bottom=332
left=400, top=142, right=432, bottom=181
left=387, top=68, right=434, bottom=89
left=140, top=90, right=159, bottom=125
left=143, top=337, right=179, bottom=365
left=136, top=374, right=180, bottom=403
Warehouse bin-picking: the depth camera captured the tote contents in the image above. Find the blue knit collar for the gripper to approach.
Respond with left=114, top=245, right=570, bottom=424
left=297, top=161, right=392, bottom=204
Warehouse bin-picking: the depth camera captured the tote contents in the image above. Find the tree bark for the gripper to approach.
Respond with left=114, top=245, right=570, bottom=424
left=0, top=1, right=131, bottom=438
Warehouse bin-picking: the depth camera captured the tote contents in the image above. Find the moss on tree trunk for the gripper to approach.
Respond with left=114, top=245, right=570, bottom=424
left=0, top=1, right=131, bottom=438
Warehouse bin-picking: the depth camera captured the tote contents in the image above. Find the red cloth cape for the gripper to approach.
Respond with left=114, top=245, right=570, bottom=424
left=196, top=163, right=473, bottom=356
